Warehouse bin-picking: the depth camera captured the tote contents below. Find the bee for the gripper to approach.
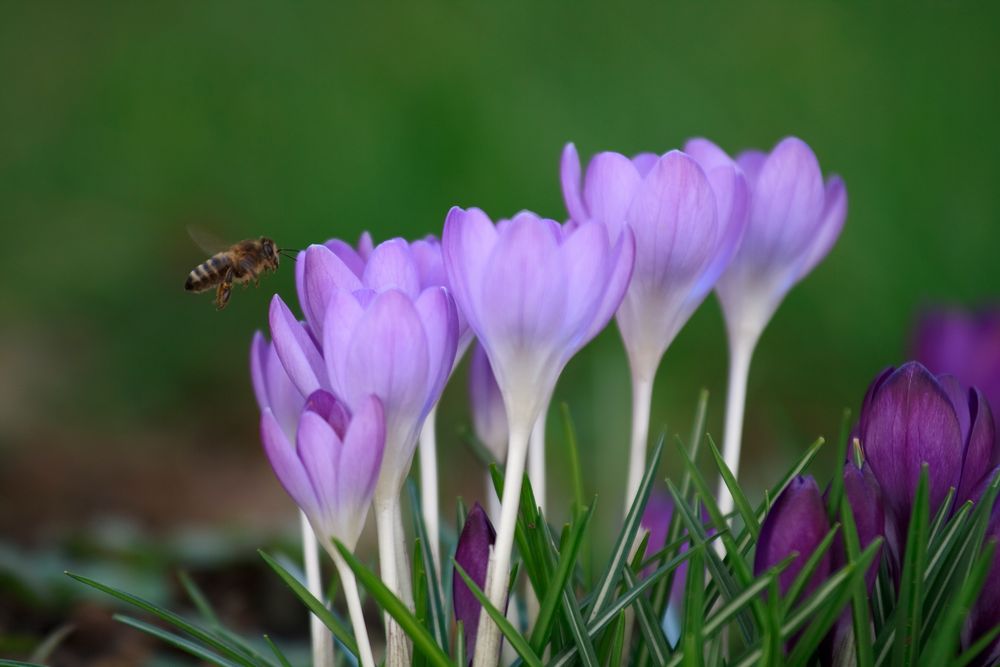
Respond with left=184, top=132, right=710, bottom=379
left=185, top=236, right=294, bottom=309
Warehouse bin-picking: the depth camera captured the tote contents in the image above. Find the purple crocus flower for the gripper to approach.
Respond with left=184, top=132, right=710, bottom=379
left=755, top=476, right=832, bottom=599
left=967, top=469, right=1000, bottom=665
left=270, top=240, right=460, bottom=496
left=453, top=503, right=497, bottom=663
left=468, top=342, right=508, bottom=465
left=913, top=306, right=1000, bottom=432
left=560, top=143, right=747, bottom=382
left=836, top=461, right=886, bottom=589
left=250, top=331, right=306, bottom=439
left=443, top=207, right=634, bottom=443
left=260, top=389, right=385, bottom=552
left=857, top=362, right=997, bottom=546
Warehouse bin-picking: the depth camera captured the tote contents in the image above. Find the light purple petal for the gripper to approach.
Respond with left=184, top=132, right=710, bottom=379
left=795, top=175, right=847, bottom=281
left=583, top=151, right=641, bottom=243
left=250, top=331, right=269, bottom=411
left=453, top=503, right=497, bottom=664
left=262, top=409, right=319, bottom=518
left=560, top=143, right=588, bottom=224
left=631, top=152, right=659, bottom=177
left=559, top=221, right=611, bottom=343
left=304, top=389, right=350, bottom=440
left=683, top=138, right=734, bottom=171
left=415, top=287, right=459, bottom=411
left=323, top=239, right=367, bottom=278
left=468, top=343, right=508, bottom=462
left=302, top=244, right=364, bottom=338
left=443, top=207, right=498, bottom=335
left=337, top=395, right=386, bottom=521
left=269, top=295, right=329, bottom=397
left=297, top=410, right=344, bottom=527
left=583, top=225, right=635, bottom=344
left=357, top=231, right=374, bottom=259
left=735, top=149, right=767, bottom=187
left=322, top=288, right=366, bottom=401
left=411, top=237, right=448, bottom=290
left=264, top=340, right=306, bottom=440
left=363, top=238, right=421, bottom=298
left=694, top=164, right=748, bottom=294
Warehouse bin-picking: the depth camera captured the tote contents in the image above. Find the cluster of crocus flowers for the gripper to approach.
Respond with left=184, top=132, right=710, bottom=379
left=250, top=135, right=849, bottom=667
left=755, top=361, right=999, bottom=660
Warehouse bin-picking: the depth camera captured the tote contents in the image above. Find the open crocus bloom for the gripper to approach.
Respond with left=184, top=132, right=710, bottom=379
left=707, top=136, right=847, bottom=345
left=443, top=207, right=634, bottom=437
left=260, top=390, right=385, bottom=552
left=561, top=143, right=747, bottom=379
left=857, top=362, right=997, bottom=545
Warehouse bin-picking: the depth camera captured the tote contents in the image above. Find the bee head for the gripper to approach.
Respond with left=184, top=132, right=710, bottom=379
left=260, top=237, right=279, bottom=267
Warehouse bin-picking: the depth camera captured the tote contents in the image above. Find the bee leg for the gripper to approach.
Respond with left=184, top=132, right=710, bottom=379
left=215, top=268, right=234, bottom=309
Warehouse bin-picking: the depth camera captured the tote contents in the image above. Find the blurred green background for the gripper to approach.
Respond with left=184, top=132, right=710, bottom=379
left=2, top=0, right=999, bottom=661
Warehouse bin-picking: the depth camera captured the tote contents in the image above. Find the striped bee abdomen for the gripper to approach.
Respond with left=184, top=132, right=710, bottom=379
left=185, top=254, right=232, bottom=292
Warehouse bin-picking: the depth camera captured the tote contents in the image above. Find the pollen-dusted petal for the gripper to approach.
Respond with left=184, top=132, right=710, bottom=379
left=796, top=175, right=847, bottom=281
left=363, top=238, right=422, bottom=298
left=322, top=288, right=366, bottom=401
left=269, top=295, right=329, bottom=397
left=755, top=475, right=831, bottom=597
left=582, top=151, right=641, bottom=242
left=560, top=143, right=588, bottom=224
left=860, top=362, right=964, bottom=521
left=302, top=244, right=364, bottom=338
left=443, top=206, right=498, bottom=334
left=262, top=408, right=319, bottom=518
left=453, top=503, right=497, bottom=664
left=414, top=286, right=458, bottom=409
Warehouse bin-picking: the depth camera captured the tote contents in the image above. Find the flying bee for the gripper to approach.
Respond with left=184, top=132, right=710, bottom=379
left=184, top=236, right=297, bottom=309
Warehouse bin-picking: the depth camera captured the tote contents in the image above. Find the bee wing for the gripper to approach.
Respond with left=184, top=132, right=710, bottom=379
left=187, top=225, right=230, bottom=256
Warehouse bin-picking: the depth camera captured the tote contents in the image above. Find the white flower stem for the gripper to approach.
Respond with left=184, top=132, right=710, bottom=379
left=329, top=549, right=377, bottom=667
left=485, top=468, right=501, bottom=525
left=418, top=405, right=442, bottom=575
left=717, top=334, right=756, bottom=520
left=301, top=512, right=334, bottom=667
left=624, top=374, right=654, bottom=517
left=374, top=491, right=412, bottom=667
left=472, top=423, right=531, bottom=667
left=528, top=403, right=549, bottom=515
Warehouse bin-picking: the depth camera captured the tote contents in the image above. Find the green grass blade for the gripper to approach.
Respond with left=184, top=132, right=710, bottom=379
left=621, top=567, right=671, bottom=666
left=413, top=538, right=430, bottom=667
left=607, top=611, right=627, bottom=667
left=825, top=409, right=852, bottom=524
left=66, top=571, right=261, bottom=667
left=706, top=434, right=760, bottom=540
left=954, top=622, right=1000, bottom=667
left=263, top=635, right=294, bottom=667
left=454, top=620, right=466, bottom=666
left=408, top=482, right=451, bottom=651
left=113, top=614, right=246, bottom=667
left=178, top=570, right=220, bottom=625
left=335, top=542, right=452, bottom=667
left=681, top=545, right=705, bottom=667
left=891, top=466, right=929, bottom=667
left=586, top=436, right=664, bottom=623
left=839, top=471, right=875, bottom=667
left=452, top=562, right=542, bottom=667
left=257, top=550, right=359, bottom=658
left=560, top=403, right=587, bottom=522
left=927, top=487, right=956, bottom=545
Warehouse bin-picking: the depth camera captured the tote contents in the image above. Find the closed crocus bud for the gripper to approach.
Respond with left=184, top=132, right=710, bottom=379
left=453, top=503, right=497, bottom=664
left=560, top=144, right=747, bottom=382
left=755, top=476, right=832, bottom=600
left=468, top=342, right=508, bottom=464
left=967, top=469, right=1000, bottom=665
left=858, top=362, right=998, bottom=539
left=836, top=462, right=885, bottom=589
left=713, top=137, right=847, bottom=345
left=260, top=390, right=385, bottom=552
left=443, top=207, right=634, bottom=445
left=913, top=306, right=1000, bottom=433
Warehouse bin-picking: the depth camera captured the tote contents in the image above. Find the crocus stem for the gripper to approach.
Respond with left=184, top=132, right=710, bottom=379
left=330, top=549, right=376, bottom=667
left=473, top=423, right=531, bottom=667
left=528, top=403, right=549, bottom=514
left=301, top=512, right=334, bottom=667
left=418, top=405, right=442, bottom=575
left=717, top=334, right=757, bottom=520
left=374, top=491, right=412, bottom=667
left=486, top=469, right=501, bottom=525
left=392, top=500, right=414, bottom=606
left=624, top=374, right=654, bottom=517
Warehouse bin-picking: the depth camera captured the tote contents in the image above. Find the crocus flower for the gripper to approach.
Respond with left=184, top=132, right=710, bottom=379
left=443, top=206, right=634, bottom=666
left=913, top=306, right=1000, bottom=432
left=260, top=389, right=385, bottom=553
left=835, top=461, right=886, bottom=589
left=453, top=503, right=497, bottom=664
left=469, top=342, right=508, bottom=464
left=755, top=476, right=832, bottom=600
left=561, top=143, right=748, bottom=513
left=705, top=137, right=846, bottom=519
left=857, top=362, right=997, bottom=546
left=967, top=469, right=1000, bottom=665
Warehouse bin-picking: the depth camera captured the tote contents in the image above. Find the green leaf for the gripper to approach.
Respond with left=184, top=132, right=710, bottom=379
left=113, top=614, right=246, bottom=667
left=66, top=571, right=263, bottom=667
left=540, top=518, right=600, bottom=667
left=178, top=570, right=219, bottom=625
left=781, top=523, right=841, bottom=614
left=839, top=469, right=875, bottom=667
left=452, top=561, right=543, bottom=667
left=413, top=538, right=430, bottom=667
left=454, top=621, right=466, bottom=666
left=825, top=408, right=853, bottom=524
left=605, top=611, right=627, bottom=667
left=335, top=542, right=453, bottom=667
left=560, top=403, right=587, bottom=522
left=408, top=482, right=451, bottom=651
left=707, top=434, right=760, bottom=540
left=892, top=466, right=930, bottom=667
left=954, top=621, right=1000, bottom=667
left=681, top=545, right=705, bottom=667
left=263, top=635, right=294, bottom=667
left=621, top=566, right=671, bottom=665
left=257, top=550, right=359, bottom=658
left=586, top=436, right=664, bottom=624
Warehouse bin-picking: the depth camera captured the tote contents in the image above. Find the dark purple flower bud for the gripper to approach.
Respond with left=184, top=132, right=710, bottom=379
left=453, top=503, right=497, bottom=663
left=835, top=462, right=885, bottom=590
left=913, top=306, right=1000, bottom=434
left=755, top=476, right=832, bottom=599
left=858, top=362, right=998, bottom=538
left=967, top=469, right=1000, bottom=665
